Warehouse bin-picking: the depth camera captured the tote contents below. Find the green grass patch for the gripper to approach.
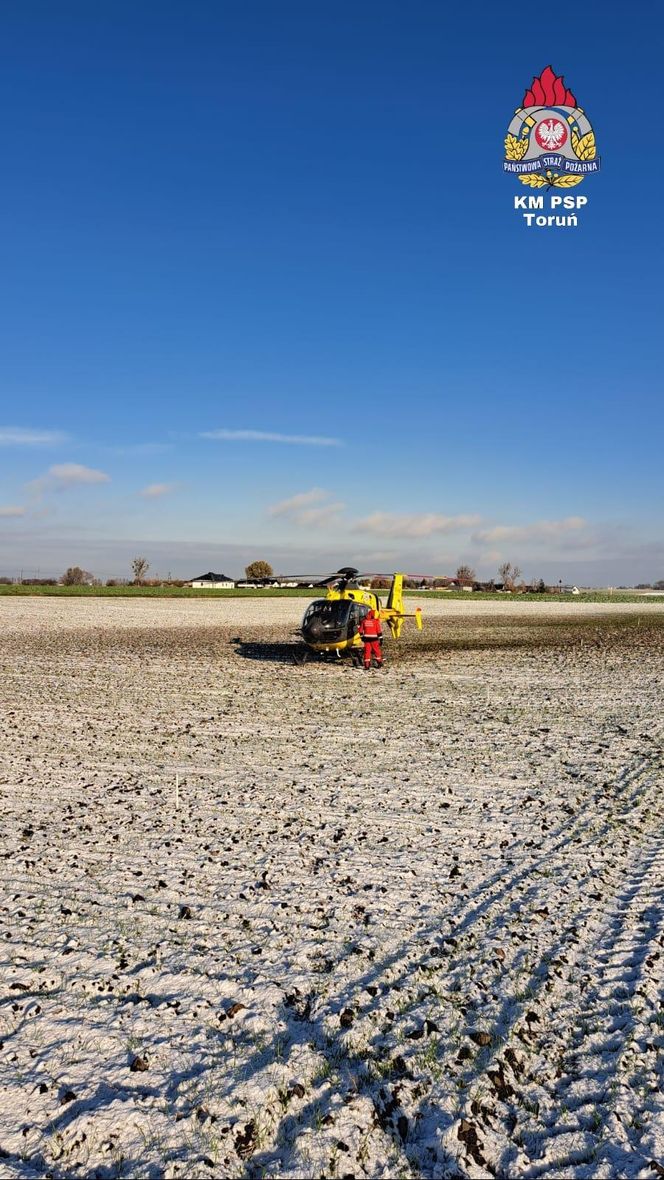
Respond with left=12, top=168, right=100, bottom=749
left=403, top=590, right=664, bottom=604
left=1, top=585, right=663, bottom=605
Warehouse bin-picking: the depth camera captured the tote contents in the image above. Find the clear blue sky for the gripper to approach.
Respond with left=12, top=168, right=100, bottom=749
left=0, top=0, right=662, bottom=583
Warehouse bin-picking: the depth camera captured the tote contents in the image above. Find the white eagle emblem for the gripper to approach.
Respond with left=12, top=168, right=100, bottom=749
left=536, top=118, right=566, bottom=149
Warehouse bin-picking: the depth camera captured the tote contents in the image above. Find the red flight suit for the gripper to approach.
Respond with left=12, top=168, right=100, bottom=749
left=358, top=610, right=383, bottom=668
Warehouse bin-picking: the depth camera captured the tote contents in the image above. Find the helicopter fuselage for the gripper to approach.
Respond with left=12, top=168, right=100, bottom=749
left=300, top=589, right=375, bottom=655
left=298, top=571, right=422, bottom=659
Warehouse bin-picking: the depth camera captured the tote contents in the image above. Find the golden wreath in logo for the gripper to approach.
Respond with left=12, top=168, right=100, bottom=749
left=504, top=65, right=600, bottom=188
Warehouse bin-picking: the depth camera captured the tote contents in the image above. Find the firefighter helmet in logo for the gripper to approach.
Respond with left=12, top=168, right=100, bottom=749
left=503, top=65, right=600, bottom=188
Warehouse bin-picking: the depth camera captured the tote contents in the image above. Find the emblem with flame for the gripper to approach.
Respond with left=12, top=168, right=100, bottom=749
left=504, top=65, right=600, bottom=188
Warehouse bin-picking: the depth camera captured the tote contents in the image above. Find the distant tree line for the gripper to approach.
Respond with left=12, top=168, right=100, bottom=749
left=5, top=559, right=664, bottom=593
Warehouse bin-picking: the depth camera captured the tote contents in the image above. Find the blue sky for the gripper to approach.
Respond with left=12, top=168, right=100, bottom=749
left=0, top=0, right=662, bottom=583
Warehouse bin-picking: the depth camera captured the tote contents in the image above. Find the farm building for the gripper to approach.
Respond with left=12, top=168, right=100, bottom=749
left=188, top=571, right=235, bottom=589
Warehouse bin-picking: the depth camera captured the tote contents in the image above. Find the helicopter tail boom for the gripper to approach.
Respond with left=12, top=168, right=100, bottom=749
left=378, top=574, right=423, bottom=639
left=385, top=572, right=403, bottom=614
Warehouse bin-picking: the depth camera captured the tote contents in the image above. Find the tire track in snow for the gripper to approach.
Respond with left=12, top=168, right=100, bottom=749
left=438, top=746, right=663, bottom=1179
left=220, top=733, right=664, bottom=1179
left=520, top=837, right=664, bottom=1178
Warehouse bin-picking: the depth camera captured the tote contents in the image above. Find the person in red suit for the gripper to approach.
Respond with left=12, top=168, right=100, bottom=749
left=358, top=609, right=384, bottom=670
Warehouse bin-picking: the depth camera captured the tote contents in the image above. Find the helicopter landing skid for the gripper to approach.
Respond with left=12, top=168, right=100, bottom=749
left=294, top=645, right=363, bottom=667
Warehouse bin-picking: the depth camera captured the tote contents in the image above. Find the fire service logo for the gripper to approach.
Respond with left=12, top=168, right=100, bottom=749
left=504, top=66, right=600, bottom=227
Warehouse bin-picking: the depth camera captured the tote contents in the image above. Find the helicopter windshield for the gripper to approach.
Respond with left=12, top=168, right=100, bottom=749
left=303, top=600, right=350, bottom=627
left=301, top=599, right=371, bottom=645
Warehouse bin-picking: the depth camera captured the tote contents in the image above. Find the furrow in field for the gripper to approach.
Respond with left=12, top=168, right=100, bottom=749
left=431, top=759, right=663, bottom=1179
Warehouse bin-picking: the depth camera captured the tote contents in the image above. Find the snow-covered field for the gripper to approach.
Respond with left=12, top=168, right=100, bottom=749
left=1, top=598, right=663, bottom=1179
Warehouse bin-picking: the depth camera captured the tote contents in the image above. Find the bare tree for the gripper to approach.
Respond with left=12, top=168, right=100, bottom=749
left=62, top=566, right=94, bottom=586
left=498, top=561, right=522, bottom=590
left=455, top=564, right=476, bottom=585
left=244, top=560, right=273, bottom=581
left=131, top=556, right=150, bottom=584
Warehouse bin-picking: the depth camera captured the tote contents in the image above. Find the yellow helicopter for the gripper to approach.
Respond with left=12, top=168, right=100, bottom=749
left=298, top=567, right=422, bottom=663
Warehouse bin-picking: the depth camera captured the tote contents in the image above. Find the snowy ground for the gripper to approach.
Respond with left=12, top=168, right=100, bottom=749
left=1, top=598, right=663, bottom=1179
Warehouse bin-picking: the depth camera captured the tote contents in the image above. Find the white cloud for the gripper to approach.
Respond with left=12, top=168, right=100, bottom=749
left=0, top=505, right=26, bottom=517
left=28, top=463, right=111, bottom=495
left=139, top=483, right=176, bottom=498
left=201, top=429, right=341, bottom=447
left=269, top=494, right=481, bottom=538
left=268, top=486, right=349, bottom=528
left=472, top=516, right=586, bottom=545
left=294, top=502, right=346, bottom=527
left=268, top=488, right=345, bottom=528
left=352, top=512, right=482, bottom=538
left=0, top=427, right=68, bottom=446
left=269, top=488, right=328, bottom=517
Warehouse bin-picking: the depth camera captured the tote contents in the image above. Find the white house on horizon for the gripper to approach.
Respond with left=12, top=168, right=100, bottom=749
left=188, top=571, right=236, bottom=589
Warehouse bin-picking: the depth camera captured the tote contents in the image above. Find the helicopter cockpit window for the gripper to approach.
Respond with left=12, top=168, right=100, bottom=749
left=303, top=600, right=351, bottom=629
left=321, top=602, right=346, bottom=624
left=303, top=601, right=325, bottom=624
